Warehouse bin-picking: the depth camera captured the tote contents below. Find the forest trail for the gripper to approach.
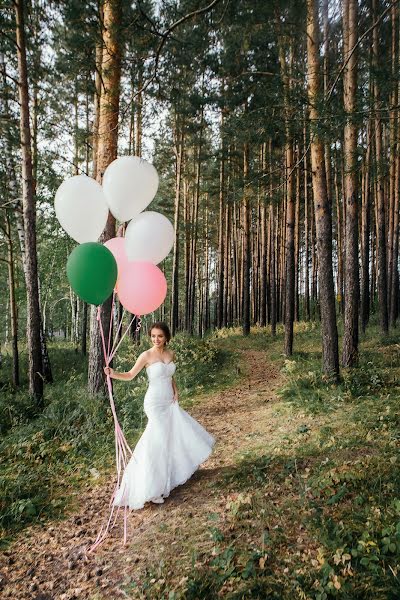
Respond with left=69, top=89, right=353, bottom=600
left=0, top=350, right=283, bottom=599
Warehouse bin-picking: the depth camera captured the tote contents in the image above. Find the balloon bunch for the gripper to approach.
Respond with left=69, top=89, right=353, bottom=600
left=55, top=156, right=173, bottom=315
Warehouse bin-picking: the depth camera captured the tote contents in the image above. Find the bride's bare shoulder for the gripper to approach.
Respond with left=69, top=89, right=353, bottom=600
left=139, top=350, right=151, bottom=363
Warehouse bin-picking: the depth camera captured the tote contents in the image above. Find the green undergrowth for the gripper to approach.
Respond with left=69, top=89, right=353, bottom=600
left=0, top=334, right=235, bottom=542
left=130, top=323, right=400, bottom=599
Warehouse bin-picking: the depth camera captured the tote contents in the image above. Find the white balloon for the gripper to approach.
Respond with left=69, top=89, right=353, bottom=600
left=55, top=175, right=109, bottom=243
left=102, top=156, right=159, bottom=222
left=125, top=211, right=174, bottom=265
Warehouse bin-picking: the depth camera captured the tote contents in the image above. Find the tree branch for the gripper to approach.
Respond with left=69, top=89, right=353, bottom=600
left=326, top=0, right=399, bottom=101
left=119, top=0, right=224, bottom=123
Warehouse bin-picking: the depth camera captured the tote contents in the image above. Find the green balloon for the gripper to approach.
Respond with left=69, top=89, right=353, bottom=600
left=67, top=242, right=118, bottom=306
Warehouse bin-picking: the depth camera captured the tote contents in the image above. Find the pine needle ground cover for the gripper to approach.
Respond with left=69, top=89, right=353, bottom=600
left=121, top=325, right=400, bottom=600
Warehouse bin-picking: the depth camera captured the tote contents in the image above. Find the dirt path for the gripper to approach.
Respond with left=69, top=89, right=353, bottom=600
left=0, top=350, right=282, bottom=599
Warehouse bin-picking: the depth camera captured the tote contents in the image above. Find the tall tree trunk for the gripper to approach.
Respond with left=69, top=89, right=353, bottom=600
left=294, top=146, right=300, bottom=322
left=88, top=0, right=121, bottom=395
left=15, top=0, right=44, bottom=402
left=242, top=143, right=251, bottom=336
left=322, top=0, right=333, bottom=216
left=387, top=5, right=398, bottom=315
left=223, top=159, right=231, bottom=328
left=304, top=121, right=310, bottom=321
left=390, top=12, right=400, bottom=326
left=217, top=134, right=225, bottom=329
left=189, top=123, right=203, bottom=333
left=279, top=42, right=295, bottom=356
left=279, top=192, right=286, bottom=323
left=252, top=197, right=260, bottom=324
left=306, top=0, right=339, bottom=378
left=183, top=178, right=190, bottom=330
left=189, top=182, right=199, bottom=334
left=81, top=302, right=88, bottom=355
left=171, top=129, right=184, bottom=335
left=232, top=201, right=239, bottom=324
left=334, top=151, right=343, bottom=314
left=284, top=138, right=295, bottom=355
left=203, top=195, right=210, bottom=333
left=128, top=74, right=135, bottom=155
left=5, top=214, right=19, bottom=388
left=372, top=0, right=389, bottom=334
left=361, top=122, right=372, bottom=332
left=92, top=7, right=103, bottom=180
left=270, top=204, right=277, bottom=337
left=135, top=64, right=143, bottom=156
left=342, top=0, right=359, bottom=367
left=260, top=143, right=267, bottom=327
left=29, top=7, right=53, bottom=383
left=390, top=150, right=400, bottom=326
left=310, top=200, right=318, bottom=318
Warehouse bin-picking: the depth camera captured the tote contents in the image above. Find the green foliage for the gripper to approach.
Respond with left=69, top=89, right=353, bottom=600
left=145, top=326, right=400, bottom=600
left=271, top=327, right=400, bottom=598
left=278, top=340, right=398, bottom=416
left=0, top=375, right=111, bottom=535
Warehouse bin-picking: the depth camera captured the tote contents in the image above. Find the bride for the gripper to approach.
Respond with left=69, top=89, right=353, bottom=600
left=104, top=322, right=215, bottom=508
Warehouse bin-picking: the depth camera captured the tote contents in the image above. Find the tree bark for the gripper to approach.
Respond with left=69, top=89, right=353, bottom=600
left=15, top=0, right=44, bottom=402
left=284, top=138, right=295, bottom=355
left=88, top=0, right=121, bottom=395
left=5, top=214, right=19, bottom=388
left=279, top=41, right=295, bottom=355
left=92, top=9, right=103, bottom=180
left=171, top=128, right=184, bottom=335
left=372, top=0, right=389, bottom=334
left=217, top=138, right=225, bottom=329
left=270, top=204, right=277, bottom=337
left=361, top=122, right=372, bottom=332
left=306, top=0, right=339, bottom=378
left=260, top=143, right=267, bottom=327
left=183, top=177, right=190, bottom=331
left=342, top=0, right=359, bottom=367
left=390, top=9, right=400, bottom=327
left=294, top=145, right=300, bottom=322
left=388, top=3, right=398, bottom=316
left=242, top=143, right=251, bottom=336
left=304, top=121, right=310, bottom=321
left=390, top=150, right=400, bottom=326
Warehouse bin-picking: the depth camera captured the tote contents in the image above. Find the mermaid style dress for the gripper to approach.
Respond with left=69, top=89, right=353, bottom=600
left=113, top=361, right=215, bottom=509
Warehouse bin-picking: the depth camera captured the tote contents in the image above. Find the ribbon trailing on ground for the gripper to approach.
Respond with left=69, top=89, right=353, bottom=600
left=88, top=298, right=142, bottom=552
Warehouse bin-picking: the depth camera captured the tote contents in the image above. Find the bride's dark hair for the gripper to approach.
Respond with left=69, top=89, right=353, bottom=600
left=149, top=322, right=171, bottom=343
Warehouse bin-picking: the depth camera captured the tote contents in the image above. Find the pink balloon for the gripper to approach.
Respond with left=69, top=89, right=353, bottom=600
left=104, top=237, right=129, bottom=278
left=116, top=262, right=167, bottom=315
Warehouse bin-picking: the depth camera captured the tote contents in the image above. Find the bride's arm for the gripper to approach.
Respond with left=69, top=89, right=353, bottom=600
left=171, top=352, right=178, bottom=402
left=171, top=377, right=178, bottom=402
left=104, top=352, right=147, bottom=381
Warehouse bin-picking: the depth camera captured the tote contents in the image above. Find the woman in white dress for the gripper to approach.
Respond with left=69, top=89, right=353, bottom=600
left=104, top=322, right=215, bottom=509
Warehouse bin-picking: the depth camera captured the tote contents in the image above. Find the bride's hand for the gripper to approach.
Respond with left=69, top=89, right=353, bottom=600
left=104, top=366, right=114, bottom=377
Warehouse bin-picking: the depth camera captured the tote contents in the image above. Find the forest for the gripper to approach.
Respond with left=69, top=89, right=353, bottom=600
left=1, top=0, right=400, bottom=598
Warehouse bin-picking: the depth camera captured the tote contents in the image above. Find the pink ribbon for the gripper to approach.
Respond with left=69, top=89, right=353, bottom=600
left=88, top=303, right=142, bottom=552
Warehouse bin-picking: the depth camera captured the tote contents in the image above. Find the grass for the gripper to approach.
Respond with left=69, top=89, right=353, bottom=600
left=127, top=322, right=400, bottom=599
left=2, top=321, right=400, bottom=599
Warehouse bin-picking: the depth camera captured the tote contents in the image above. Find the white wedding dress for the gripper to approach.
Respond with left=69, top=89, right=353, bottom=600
left=113, top=361, right=215, bottom=509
